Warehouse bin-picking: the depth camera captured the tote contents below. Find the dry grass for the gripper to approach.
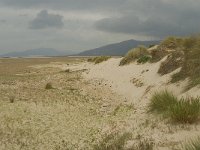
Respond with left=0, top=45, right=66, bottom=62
left=88, top=56, right=111, bottom=64
left=93, top=132, right=132, bottom=150
left=0, top=57, right=133, bottom=149
left=158, top=36, right=184, bottom=50
left=132, top=139, right=154, bottom=150
left=184, top=137, right=200, bottom=150
left=158, top=50, right=184, bottom=75
left=120, top=46, right=149, bottom=66
left=152, top=35, right=200, bottom=89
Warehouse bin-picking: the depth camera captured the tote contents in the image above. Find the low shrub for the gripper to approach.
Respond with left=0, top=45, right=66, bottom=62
left=87, top=56, right=111, bottom=64
left=120, top=46, right=149, bottom=66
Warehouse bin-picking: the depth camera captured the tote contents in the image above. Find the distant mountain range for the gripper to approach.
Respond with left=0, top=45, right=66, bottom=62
left=77, top=39, right=160, bottom=56
left=0, top=48, right=68, bottom=57
left=0, top=39, right=160, bottom=57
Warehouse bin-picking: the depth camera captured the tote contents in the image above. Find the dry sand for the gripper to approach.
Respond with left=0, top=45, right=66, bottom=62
left=1, top=57, right=200, bottom=149
left=66, top=57, right=200, bottom=150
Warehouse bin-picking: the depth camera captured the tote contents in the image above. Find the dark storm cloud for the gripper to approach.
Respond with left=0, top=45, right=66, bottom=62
left=1, top=0, right=200, bottom=37
left=0, top=19, right=6, bottom=23
left=0, top=0, right=127, bottom=11
left=94, top=0, right=200, bottom=38
left=29, top=10, right=64, bottom=29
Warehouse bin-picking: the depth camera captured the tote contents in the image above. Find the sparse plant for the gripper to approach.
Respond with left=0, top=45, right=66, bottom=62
left=93, top=132, right=132, bottom=150
left=120, top=46, right=149, bottom=66
left=45, top=82, right=53, bottom=89
left=169, top=97, right=200, bottom=123
left=135, top=139, right=154, bottom=150
left=148, top=90, right=177, bottom=113
left=88, top=56, right=111, bottom=64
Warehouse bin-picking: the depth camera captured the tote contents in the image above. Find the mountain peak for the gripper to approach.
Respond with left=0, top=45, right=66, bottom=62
left=77, top=39, right=159, bottom=56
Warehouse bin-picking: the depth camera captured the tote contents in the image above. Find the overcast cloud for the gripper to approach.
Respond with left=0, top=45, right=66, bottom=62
left=29, top=10, right=64, bottom=29
left=0, top=0, right=200, bottom=54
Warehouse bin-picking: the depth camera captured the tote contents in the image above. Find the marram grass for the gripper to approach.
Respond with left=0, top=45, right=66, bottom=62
left=149, top=90, right=200, bottom=124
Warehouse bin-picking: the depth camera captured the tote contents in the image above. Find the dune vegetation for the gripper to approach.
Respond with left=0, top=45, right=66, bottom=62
left=149, top=90, right=200, bottom=124
left=87, top=56, right=111, bottom=64
left=0, top=35, right=200, bottom=150
left=155, top=36, right=200, bottom=89
left=184, top=137, right=200, bottom=150
left=120, top=35, right=200, bottom=89
left=119, top=46, right=150, bottom=66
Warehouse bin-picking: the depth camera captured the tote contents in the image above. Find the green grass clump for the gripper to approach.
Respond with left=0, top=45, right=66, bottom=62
left=149, top=90, right=200, bottom=124
left=137, top=55, right=152, bottom=64
left=87, top=56, right=111, bottom=64
left=169, top=97, right=200, bottom=123
left=184, top=137, right=200, bottom=150
left=120, top=46, right=149, bottom=66
left=93, top=132, right=132, bottom=150
left=149, top=90, right=177, bottom=113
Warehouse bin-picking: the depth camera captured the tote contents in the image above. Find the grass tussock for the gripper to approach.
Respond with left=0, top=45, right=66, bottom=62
left=149, top=90, right=200, bottom=123
left=184, top=137, right=200, bottom=150
left=120, top=46, right=149, bottom=66
left=137, top=55, right=152, bottom=64
left=93, top=132, right=132, bottom=150
left=169, top=97, right=200, bottom=123
left=87, top=56, right=111, bottom=64
left=149, top=90, right=177, bottom=113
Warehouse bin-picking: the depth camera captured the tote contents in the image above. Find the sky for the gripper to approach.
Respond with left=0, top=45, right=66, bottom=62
left=0, top=0, right=200, bottom=54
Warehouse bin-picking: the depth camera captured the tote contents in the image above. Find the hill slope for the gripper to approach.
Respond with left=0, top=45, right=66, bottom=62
left=0, top=48, right=67, bottom=57
left=77, top=39, right=159, bottom=56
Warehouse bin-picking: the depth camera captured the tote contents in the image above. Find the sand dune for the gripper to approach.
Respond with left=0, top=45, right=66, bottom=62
left=66, top=57, right=200, bottom=149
